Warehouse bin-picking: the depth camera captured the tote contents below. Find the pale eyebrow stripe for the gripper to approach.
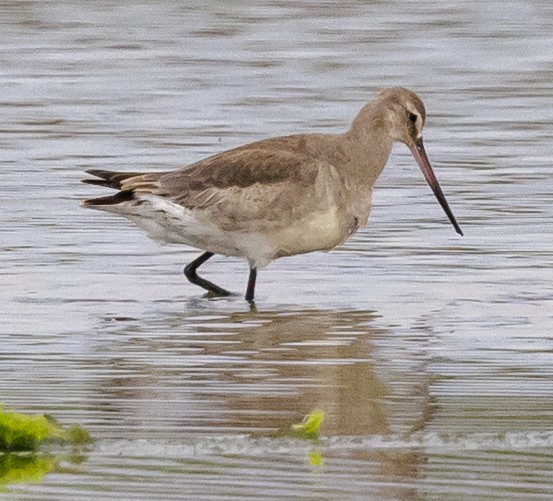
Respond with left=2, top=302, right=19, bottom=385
left=400, top=104, right=418, bottom=118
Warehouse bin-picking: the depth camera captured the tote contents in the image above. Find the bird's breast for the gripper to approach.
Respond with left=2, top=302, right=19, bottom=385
left=268, top=207, right=351, bottom=258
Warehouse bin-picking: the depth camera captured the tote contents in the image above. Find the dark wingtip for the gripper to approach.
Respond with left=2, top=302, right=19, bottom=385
left=81, top=170, right=144, bottom=189
left=85, top=169, right=110, bottom=177
left=81, top=190, right=135, bottom=207
left=81, top=178, right=112, bottom=187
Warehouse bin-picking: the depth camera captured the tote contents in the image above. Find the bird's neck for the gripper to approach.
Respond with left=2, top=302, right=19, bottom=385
left=308, top=102, right=393, bottom=189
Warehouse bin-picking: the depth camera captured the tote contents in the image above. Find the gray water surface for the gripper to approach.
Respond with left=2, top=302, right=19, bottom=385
left=2, top=1, right=553, bottom=499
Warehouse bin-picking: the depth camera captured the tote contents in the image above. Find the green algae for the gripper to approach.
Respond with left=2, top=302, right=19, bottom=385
left=289, top=409, right=325, bottom=441
left=270, top=409, right=326, bottom=441
left=0, top=407, right=91, bottom=452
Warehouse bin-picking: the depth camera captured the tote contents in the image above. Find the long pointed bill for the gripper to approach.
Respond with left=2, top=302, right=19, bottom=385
left=409, top=137, right=463, bottom=236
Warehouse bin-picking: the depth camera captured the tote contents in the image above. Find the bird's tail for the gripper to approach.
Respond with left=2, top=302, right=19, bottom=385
left=81, top=169, right=166, bottom=208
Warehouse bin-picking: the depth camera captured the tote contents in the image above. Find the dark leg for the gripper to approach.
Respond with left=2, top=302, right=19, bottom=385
left=245, top=267, right=257, bottom=302
left=183, top=252, right=231, bottom=296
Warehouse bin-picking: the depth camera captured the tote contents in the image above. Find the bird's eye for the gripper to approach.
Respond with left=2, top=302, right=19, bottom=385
left=408, top=112, right=418, bottom=123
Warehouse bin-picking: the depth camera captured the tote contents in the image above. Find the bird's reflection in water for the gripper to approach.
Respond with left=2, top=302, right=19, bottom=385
left=96, top=305, right=432, bottom=500
left=98, top=305, right=435, bottom=433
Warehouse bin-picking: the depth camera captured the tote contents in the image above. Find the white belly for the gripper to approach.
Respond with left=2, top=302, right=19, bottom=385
left=101, top=194, right=276, bottom=268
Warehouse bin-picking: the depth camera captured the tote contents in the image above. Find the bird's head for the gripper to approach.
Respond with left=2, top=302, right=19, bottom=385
left=379, top=87, right=463, bottom=236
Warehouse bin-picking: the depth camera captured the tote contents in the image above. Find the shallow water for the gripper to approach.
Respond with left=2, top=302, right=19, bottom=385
left=2, top=0, right=553, bottom=499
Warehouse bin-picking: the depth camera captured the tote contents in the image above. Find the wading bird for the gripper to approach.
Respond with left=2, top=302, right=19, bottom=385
left=82, top=87, right=462, bottom=301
